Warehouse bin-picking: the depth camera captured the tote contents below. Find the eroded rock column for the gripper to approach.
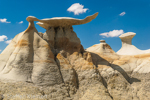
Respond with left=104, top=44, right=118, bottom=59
left=117, top=32, right=142, bottom=55
left=43, top=26, right=84, bottom=55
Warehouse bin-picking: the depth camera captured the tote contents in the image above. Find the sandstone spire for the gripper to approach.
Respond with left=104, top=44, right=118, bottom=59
left=0, top=16, right=63, bottom=86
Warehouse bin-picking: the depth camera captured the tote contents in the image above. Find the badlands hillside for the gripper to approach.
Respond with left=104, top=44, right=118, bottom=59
left=0, top=13, right=150, bottom=100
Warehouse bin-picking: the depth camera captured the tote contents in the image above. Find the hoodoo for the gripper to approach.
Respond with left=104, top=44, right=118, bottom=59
left=37, top=12, right=98, bottom=54
left=1, top=13, right=150, bottom=100
left=0, top=13, right=98, bottom=86
left=117, top=32, right=150, bottom=55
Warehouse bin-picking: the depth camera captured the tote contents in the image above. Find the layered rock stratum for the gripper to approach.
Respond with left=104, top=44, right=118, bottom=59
left=0, top=13, right=150, bottom=100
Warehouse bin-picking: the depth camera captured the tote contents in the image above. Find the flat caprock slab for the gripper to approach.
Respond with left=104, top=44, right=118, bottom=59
left=119, top=32, right=136, bottom=38
left=37, top=12, right=98, bottom=29
left=26, top=12, right=98, bottom=29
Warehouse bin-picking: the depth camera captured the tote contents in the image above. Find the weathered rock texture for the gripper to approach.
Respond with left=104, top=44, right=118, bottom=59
left=36, top=12, right=98, bottom=29
left=0, top=13, right=97, bottom=86
left=43, top=26, right=84, bottom=55
left=86, top=40, right=115, bottom=54
left=0, top=14, right=150, bottom=100
left=86, top=41, right=150, bottom=100
left=0, top=17, right=63, bottom=86
left=117, top=32, right=150, bottom=55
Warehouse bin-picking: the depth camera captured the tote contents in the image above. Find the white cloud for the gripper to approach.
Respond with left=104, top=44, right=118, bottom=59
left=0, top=50, right=1, bottom=52
left=0, top=18, right=11, bottom=23
left=0, top=35, right=12, bottom=44
left=100, top=30, right=124, bottom=38
left=0, top=35, right=8, bottom=42
left=67, top=3, right=88, bottom=15
left=5, top=39, right=12, bottom=44
left=19, top=21, right=23, bottom=24
left=119, top=12, right=126, bottom=16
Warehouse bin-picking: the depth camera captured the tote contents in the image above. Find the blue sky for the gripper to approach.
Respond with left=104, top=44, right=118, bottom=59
left=0, top=0, right=150, bottom=53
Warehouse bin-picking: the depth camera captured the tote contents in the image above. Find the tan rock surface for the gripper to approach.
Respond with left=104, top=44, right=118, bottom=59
left=86, top=40, right=115, bottom=54
left=0, top=17, right=63, bottom=86
left=36, top=12, right=98, bottom=29
left=85, top=40, right=150, bottom=99
left=1, top=14, right=150, bottom=100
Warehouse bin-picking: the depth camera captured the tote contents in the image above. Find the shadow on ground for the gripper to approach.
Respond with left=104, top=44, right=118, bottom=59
left=90, top=52, right=141, bottom=86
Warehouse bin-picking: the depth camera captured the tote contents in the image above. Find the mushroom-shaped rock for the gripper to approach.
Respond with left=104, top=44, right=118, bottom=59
left=119, top=32, right=136, bottom=45
left=117, top=32, right=150, bottom=55
left=0, top=13, right=98, bottom=86
left=36, top=13, right=99, bottom=54
left=86, top=40, right=115, bottom=54
left=36, top=12, right=98, bottom=29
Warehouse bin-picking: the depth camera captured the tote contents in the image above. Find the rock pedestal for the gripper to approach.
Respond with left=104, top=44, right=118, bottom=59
left=43, top=26, right=84, bottom=55
left=0, top=13, right=98, bottom=86
left=119, top=32, right=136, bottom=45
left=37, top=13, right=98, bottom=54
left=1, top=13, right=150, bottom=100
left=117, top=32, right=150, bottom=55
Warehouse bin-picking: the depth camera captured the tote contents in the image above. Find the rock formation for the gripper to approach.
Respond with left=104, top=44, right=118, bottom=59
left=86, top=40, right=115, bottom=54
left=0, top=13, right=98, bottom=86
left=0, top=13, right=150, bottom=100
left=86, top=39, right=150, bottom=100
left=0, top=16, right=63, bottom=86
left=117, top=32, right=150, bottom=55
left=36, top=12, right=98, bottom=29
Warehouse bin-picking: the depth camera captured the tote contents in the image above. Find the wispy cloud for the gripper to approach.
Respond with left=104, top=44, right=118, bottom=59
left=67, top=3, right=88, bottom=15
left=0, top=35, right=12, bottom=44
left=5, top=39, right=12, bottom=44
left=18, top=21, right=23, bottom=24
left=0, top=50, right=1, bottom=52
left=119, top=12, right=126, bottom=16
left=0, top=18, right=11, bottom=23
left=100, top=30, right=124, bottom=38
left=0, top=35, right=8, bottom=42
